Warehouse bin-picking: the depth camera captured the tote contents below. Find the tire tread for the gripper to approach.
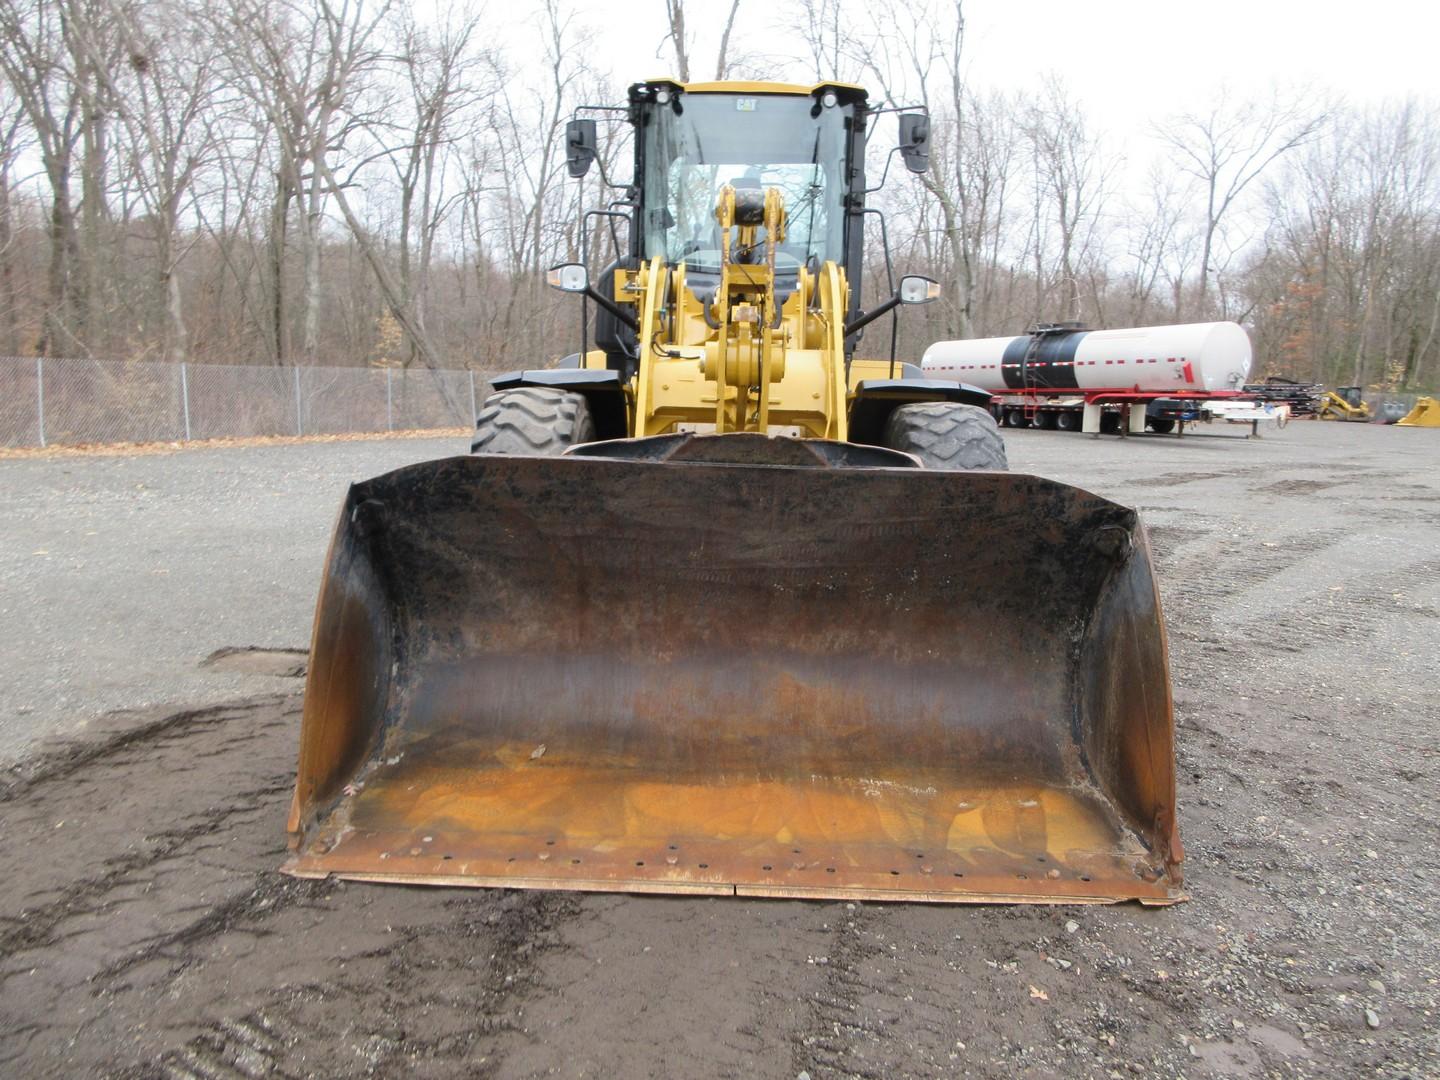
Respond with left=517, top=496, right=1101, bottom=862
left=882, top=402, right=1009, bottom=470
left=470, top=387, right=596, bottom=455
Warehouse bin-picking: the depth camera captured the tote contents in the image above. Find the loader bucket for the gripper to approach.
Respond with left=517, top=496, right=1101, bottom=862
left=284, top=435, right=1183, bottom=905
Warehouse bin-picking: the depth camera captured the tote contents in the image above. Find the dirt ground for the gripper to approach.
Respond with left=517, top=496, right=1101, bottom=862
left=1, top=420, right=1437, bottom=1079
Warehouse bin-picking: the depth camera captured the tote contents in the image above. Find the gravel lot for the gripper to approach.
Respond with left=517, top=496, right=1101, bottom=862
left=1, top=419, right=1437, bottom=1078
left=0, top=434, right=470, bottom=764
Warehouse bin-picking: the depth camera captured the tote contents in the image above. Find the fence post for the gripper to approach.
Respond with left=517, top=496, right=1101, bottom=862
left=180, top=363, right=192, bottom=441
left=468, top=369, right=477, bottom=425
left=35, top=357, right=45, bottom=447
left=293, top=366, right=303, bottom=436
left=386, top=367, right=393, bottom=431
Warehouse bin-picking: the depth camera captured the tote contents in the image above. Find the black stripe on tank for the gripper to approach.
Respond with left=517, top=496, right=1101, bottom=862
left=1018, top=330, right=1086, bottom=390
left=1035, top=331, right=1086, bottom=388
left=1000, top=336, right=1029, bottom=389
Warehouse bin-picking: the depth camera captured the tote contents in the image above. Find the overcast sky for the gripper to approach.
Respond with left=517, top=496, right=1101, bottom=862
left=960, top=0, right=1437, bottom=126
left=552, top=0, right=1437, bottom=142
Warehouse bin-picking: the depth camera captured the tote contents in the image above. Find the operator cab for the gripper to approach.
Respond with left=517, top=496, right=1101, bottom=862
left=564, top=80, right=929, bottom=370
left=630, top=80, right=867, bottom=284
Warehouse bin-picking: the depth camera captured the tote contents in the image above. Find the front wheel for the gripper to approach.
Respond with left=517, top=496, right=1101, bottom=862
left=882, top=402, right=1009, bottom=471
left=470, top=387, right=596, bottom=455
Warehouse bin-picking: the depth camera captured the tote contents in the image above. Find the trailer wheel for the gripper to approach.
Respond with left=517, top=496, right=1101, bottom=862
left=1055, top=411, right=1080, bottom=432
left=1003, top=409, right=1026, bottom=428
left=1032, top=411, right=1057, bottom=430
left=471, top=387, right=596, bottom=455
left=883, top=402, right=1008, bottom=470
left=1147, top=417, right=1176, bottom=434
left=1099, top=412, right=1121, bottom=435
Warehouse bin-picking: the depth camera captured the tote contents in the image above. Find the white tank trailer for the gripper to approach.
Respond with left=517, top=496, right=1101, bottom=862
left=922, top=321, right=1253, bottom=395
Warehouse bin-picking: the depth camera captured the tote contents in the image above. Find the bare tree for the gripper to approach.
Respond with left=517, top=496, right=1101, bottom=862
left=217, top=0, right=392, bottom=364
left=662, top=0, right=689, bottom=82
left=1157, top=88, right=1326, bottom=316
left=0, top=0, right=81, bottom=353
left=714, top=0, right=741, bottom=80
left=0, top=86, right=31, bottom=352
left=851, top=0, right=985, bottom=337
left=1024, top=77, right=1112, bottom=323
left=366, top=2, right=488, bottom=367
left=68, top=0, right=220, bottom=362
left=1247, top=100, right=1440, bottom=388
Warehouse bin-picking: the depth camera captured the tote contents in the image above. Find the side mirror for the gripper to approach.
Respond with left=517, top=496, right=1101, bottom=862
left=546, top=263, right=589, bottom=293
left=565, top=119, right=597, bottom=179
left=843, top=274, right=941, bottom=338
left=898, top=113, right=930, bottom=175
left=898, top=275, right=940, bottom=304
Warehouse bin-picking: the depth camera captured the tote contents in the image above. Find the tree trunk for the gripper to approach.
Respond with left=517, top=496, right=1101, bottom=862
left=161, top=232, right=187, bottom=364
left=39, top=164, right=76, bottom=356
left=0, top=163, right=17, bottom=355
left=78, top=80, right=106, bottom=353
left=269, top=175, right=291, bottom=365
left=302, top=181, right=322, bottom=364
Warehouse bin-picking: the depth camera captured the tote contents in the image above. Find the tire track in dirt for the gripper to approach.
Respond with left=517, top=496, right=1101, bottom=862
left=1, top=697, right=290, bottom=799
left=488, top=893, right=837, bottom=1079
left=0, top=695, right=584, bottom=1078
left=146, top=888, right=579, bottom=1080
left=0, top=775, right=294, bottom=961
left=794, top=901, right=906, bottom=1079
left=0, top=696, right=297, bottom=964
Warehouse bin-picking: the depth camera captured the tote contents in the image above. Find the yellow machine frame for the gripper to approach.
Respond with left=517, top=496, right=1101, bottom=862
left=556, top=187, right=914, bottom=442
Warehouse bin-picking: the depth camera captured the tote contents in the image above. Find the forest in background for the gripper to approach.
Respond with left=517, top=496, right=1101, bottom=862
left=1, top=0, right=1438, bottom=389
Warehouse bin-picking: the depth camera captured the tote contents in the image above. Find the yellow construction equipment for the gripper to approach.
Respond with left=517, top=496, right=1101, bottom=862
left=1318, top=386, right=1373, bottom=421
left=1397, top=396, right=1440, bottom=427
left=284, top=80, right=1183, bottom=905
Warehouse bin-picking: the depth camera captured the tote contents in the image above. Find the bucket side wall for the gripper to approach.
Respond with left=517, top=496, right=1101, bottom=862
left=290, top=494, right=395, bottom=843
left=1077, top=527, right=1180, bottom=876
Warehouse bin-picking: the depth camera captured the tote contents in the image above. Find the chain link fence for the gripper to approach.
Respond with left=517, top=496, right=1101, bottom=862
left=0, top=356, right=504, bottom=449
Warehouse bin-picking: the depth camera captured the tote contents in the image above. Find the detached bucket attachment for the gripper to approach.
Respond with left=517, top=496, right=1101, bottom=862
left=284, top=435, right=1183, bottom=904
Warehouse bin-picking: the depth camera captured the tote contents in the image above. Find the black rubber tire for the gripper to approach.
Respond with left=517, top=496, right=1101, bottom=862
left=470, top=387, right=596, bottom=455
left=882, top=402, right=1009, bottom=471
left=1055, top=410, right=1080, bottom=432
left=1099, top=412, right=1121, bottom=435
left=1147, top=417, right=1176, bottom=434
left=1031, top=411, right=1057, bottom=430
left=1002, top=408, right=1026, bottom=428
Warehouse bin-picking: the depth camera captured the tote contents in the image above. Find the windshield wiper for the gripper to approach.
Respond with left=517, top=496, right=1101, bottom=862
left=802, top=130, right=823, bottom=261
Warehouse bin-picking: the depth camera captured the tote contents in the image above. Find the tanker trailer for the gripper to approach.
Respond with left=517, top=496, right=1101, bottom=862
left=922, top=322, right=1254, bottom=433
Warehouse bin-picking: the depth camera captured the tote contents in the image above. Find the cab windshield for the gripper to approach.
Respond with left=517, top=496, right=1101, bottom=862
left=640, top=93, right=851, bottom=272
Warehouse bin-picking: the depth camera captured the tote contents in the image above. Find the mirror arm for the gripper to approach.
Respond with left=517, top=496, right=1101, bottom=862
left=863, top=146, right=900, bottom=195
left=583, top=283, right=639, bottom=332
left=843, top=295, right=902, bottom=340
left=593, top=150, right=627, bottom=191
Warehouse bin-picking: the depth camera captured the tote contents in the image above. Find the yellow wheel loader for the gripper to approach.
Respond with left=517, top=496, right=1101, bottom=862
left=284, top=80, right=1183, bottom=905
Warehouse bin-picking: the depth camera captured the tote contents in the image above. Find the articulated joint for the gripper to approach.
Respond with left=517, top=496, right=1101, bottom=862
left=699, top=313, right=788, bottom=385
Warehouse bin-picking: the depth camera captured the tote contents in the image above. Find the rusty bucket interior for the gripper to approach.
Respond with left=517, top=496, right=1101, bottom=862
left=284, top=443, right=1183, bottom=904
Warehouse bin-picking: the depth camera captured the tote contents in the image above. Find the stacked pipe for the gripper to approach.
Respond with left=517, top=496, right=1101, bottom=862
left=1242, top=378, right=1324, bottom=418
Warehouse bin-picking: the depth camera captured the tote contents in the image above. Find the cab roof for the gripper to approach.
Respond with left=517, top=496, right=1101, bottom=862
left=630, top=78, right=867, bottom=102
